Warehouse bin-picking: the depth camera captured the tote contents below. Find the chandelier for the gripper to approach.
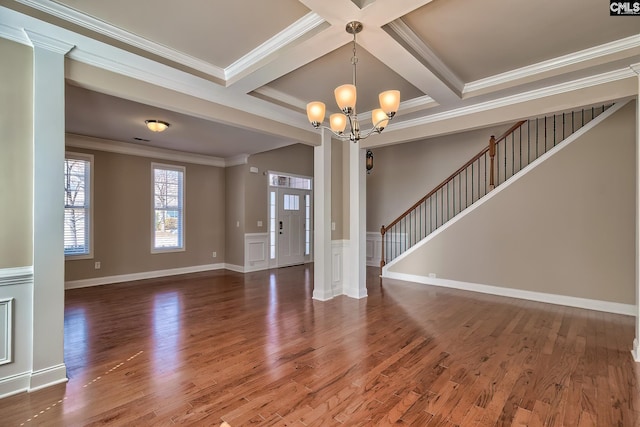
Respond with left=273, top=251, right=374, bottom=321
left=306, top=21, right=400, bottom=143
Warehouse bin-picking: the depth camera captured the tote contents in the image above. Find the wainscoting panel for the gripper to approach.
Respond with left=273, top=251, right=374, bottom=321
left=366, top=232, right=381, bottom=267
left=245, top=233, right=270, bottom=272
left=0, top=298, right=13, bottom=366
left=331, top=240, right=349, bottom=296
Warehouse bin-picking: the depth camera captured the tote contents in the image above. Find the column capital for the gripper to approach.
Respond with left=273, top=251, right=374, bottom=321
left=24, top=30, right=74, bottom=55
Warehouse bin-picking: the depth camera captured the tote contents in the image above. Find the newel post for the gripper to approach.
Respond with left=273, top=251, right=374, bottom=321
left=380, top=225, right=386, bottom=268
left=489, top=135, right=496, bottom=190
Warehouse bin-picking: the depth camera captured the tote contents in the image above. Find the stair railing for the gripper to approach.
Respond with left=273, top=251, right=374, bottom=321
left=380, top=104, right=612, bottom=267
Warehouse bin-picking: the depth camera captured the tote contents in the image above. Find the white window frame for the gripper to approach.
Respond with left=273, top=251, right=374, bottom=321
left=64, top=152, right=94, bottom=260
left=151, top=163, right=185, bottom=253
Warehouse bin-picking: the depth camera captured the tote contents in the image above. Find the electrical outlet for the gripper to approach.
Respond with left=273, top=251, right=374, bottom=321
left=212, top=252, right=217, bottom=258
left=95, top=261, right=101, bottom=270
left=257, top=220, right=262, bottom=227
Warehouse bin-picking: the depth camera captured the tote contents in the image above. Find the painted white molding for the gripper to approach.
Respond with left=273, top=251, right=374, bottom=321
left=245, top=233, right=270, bottom=272
left=383, top=271, right=636, bottom=316
left=0, top=22, right=29, bottom=45
left=66, top=133, right=226, bottom=167
left=331, top=240, right=349, bottom=296
left=0, top=266, right=33, bottom=287
left=14, top=0, right=226, bottom=80
left=225, top=154, right=250, bottom=167
left=28, top=364, right=68, bottom=392
left=633, top=339, right=640, bottom=362
left=224, top=264, right=246, bottom=274
left=65, top=263, right=226, bottom=289
left=0, top=299, right=13, bottom=366
left=23, top=29, right=74, bottom=54
left=391, top=68, right=637, bottom=132
left=387, top=19, right=464, bottom=95
left=366, top=232, right=382, bottom=267
left=464, top=34, right=640, bottom=95
left=225, top=12, right=325, bottom=83
left=0, top=371, right=30, bottom=399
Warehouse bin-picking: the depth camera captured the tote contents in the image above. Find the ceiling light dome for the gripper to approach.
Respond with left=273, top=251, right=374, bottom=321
left=145, top=120, right=170, bottom=132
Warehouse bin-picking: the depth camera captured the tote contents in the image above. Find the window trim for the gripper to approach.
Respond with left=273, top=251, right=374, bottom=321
left=151, top=162, right=186, bottom=254
left=64, top=152, right=94, bottom=260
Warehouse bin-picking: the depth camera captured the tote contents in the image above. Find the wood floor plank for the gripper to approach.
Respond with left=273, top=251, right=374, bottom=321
left=1, top=266, right=638, bottom=426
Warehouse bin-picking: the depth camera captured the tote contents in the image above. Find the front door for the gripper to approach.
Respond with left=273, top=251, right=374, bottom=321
left=277, top=189, right=306, bottom=266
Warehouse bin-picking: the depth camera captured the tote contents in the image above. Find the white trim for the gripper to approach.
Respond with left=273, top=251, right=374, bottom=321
left=225, top=12, right=325, bottom=82
left=28, top=364, right=68, bottom=392
left=383, top=271, right=636, bottom=316
left=223, top=264, right=246, bottom=273
left=633, top=339, right=640, bottom=362
left=66, top=133, right=226, bottom=167
left=0, top=298, right=13, bottom=365
left=391, top=68, right=636, bottom=132
left=366, top=232, right=382, bottom=267
left=0, top=22, right=30, bottom=45
left=23, top=29, right=74, bottom=54
left=464, top=34, right=640, bottom=95
left=64, top=152, right=94, bottom=260
left=151, top=163, right=186, bottom=254
left=0, top=372, right=30, bottom=399
left=225, top=154, right=250, bottom=167
left=0, top=266, right=33, bottom=287
left=387, top=19, right=464, bottom=95
left=331, top=240, right=349, bottom=296
left=65, top=263, right=226, bottom=289
left=14, top=0, right=226, bottom=80
left=245, top=233, right=270, bottom=271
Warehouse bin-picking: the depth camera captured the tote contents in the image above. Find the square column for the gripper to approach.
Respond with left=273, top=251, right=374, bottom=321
left=313, top=129, right=333, bottom=301
left=632, top=64, right=640, bottom=362
left=25, top=31, right=73, bottom=390
left=345, top=142, right=367, bottom=299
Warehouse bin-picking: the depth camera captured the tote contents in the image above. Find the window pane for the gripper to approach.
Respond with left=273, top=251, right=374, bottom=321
left=153, top=164, right=184, bottom=251
left=64, top=156, right=91, bottom=256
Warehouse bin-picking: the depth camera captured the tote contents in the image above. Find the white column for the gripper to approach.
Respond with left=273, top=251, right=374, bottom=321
left=313, top=129, right=333, bottom=300
left=632, top=64, right=640, bottom=362
left=345, top=142, right=367, bottom=299
left=26, top=31, right=73, bottom=390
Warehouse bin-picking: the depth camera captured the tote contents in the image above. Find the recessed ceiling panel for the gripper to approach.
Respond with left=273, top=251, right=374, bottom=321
left=403, top=0, right=640, bottom=82
left=54, top=0, right=310, bottom=68
left=265, top=42, right=425, bottom=115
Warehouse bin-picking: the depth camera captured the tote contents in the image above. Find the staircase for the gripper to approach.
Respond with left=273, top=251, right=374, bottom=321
left=380, top=103, right=613, bottom=267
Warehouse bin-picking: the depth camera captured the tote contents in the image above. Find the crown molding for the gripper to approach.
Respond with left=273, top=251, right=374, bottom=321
left=391, top=68, right=636, bottom=131
left=23, top=29, right=74, bottom=54
left=66, top=133, right=227, bottom=168
left=386, top=19, right=464, bottom=95
left=225, top=154, right=250, bottom=167
left=631, top=63, right=640, bottom=75
left=13, top=0, right=226, bottom=80
left=464, top=34, right=640, bottom=95
left=225, top=12, right=326, bottom=83
left=0, top=22, right=30, bottom=45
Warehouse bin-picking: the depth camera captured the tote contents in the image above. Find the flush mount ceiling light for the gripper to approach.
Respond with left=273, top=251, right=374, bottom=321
left=145, top=120, right=170, bottom=132
left=306, top=21, right=400, bottom=143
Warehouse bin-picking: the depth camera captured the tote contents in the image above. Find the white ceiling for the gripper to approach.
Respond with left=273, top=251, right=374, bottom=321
left=2, top=0, right=639, bottom=160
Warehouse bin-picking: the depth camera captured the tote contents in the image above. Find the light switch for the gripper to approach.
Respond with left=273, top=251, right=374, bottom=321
left=331, top=222, right=336, bottom=231
left=257, top=220, right=263, bottom=227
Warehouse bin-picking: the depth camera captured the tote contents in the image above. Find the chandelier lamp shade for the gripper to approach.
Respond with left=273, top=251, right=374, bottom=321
left=306, top=21, right=400, bottom=143
left=145, top=119, right=170, bottom=132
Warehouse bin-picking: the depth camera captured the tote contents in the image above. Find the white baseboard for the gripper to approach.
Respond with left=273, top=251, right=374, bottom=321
left=0, top=371, right=30, bottom=399
left=633, top=339, right=640, bottom=362
left=65, top=263, right=226, bottom=289
left=224, top=264, right=245, bottom=273
left=383, top=271, right=636, bottom=316
left=29, top=364, right=68, bottom=392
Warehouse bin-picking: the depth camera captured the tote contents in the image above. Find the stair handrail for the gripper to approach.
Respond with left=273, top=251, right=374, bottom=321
left=380, top=119, right=527, bottom=267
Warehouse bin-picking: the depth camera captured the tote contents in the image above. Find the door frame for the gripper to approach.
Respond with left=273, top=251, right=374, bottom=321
left=267, top=171, right=313, bottom=268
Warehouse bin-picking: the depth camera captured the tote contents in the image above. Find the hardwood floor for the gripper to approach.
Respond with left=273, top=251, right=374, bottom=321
left=2, top=265, right=639, bottom=426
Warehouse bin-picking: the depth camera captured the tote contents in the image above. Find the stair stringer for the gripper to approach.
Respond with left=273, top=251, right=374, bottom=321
left=382, top=99, right=636, bottom=315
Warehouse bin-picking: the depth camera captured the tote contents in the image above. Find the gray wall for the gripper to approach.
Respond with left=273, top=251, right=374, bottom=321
left=65, top=149, right=226, bottom=281
left=0, top=37, right=33, bottom=269
left=366, top=124, right=511, bottom=232
left=388, top=101, right=636, bottom=304
left=225, top=164, right=245, bottom=267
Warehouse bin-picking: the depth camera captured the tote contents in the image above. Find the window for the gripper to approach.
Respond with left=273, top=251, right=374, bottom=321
left=269, top=191, right=276, bottom=259
left=64, top=153, right=93, bottom=258
left=269, top=173, right=311, bottom=190
left=152, top=163, right=185, bottom=252
left=305, top=194, right=311, bottom=256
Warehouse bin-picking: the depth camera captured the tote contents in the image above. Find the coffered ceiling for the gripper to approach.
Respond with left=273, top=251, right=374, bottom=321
left=1, top=0, right=638, bottom=161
